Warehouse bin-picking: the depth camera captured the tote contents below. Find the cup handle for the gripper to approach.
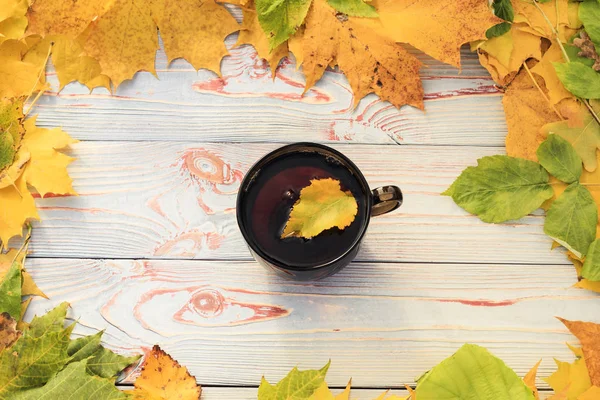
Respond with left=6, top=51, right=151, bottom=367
left=371, top=186, right=403, bottom=217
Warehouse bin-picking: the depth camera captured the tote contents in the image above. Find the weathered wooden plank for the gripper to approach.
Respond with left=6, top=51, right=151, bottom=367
left=31, top=39, right=506, bottom=147
left=21, top=142, right=569, bottom=264
left=26, top=258, right=597, bottom=388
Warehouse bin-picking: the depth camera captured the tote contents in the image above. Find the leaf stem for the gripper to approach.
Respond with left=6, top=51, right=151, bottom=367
left=523, top=63, right=564, bottom=120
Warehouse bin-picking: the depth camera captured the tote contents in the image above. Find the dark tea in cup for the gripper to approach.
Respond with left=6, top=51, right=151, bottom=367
left=237, top=143, right=402, bottom=280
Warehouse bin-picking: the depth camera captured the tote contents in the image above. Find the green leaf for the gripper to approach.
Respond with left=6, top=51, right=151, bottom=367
left=28, top=302, right=69, bottom=338
left=327, top=0, right=378, bottom=17
left=485, top=0, right=513, bottom=38
left=486, top=22, right=512, bottom=39
left=536, top=134, right=583, bottom=183
left=68, top=331, right=103, bottom=362
left=442, top=155, right=553, bottom=223
left=85, top=345, right=141, bottom=378
left=255, top=0, right=312, bottom=50
left=582, top=239, right=600, bottom=281
left=12, top=360, right=127, bottom=400
left=0, top=324, right=74, bottom=396
left=554, top=62, right=600, bottom=99
left=258, top=361, right=330, bottom=400
left=565, top=44, right=596, bottom=68
left=415, top=344, right=535, bottom=400
left=544, top=182, right=598, bottom=258
left=542, top=115, right=600, bottom=172
left=0, top=99, right=24, bottom=172
left=580, top=0, right=600, bottom=46
left=0, top=261, right=21, bottom=320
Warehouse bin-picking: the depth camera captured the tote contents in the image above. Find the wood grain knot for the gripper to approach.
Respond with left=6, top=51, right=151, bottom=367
left=190, top=288, right=225, bottom=318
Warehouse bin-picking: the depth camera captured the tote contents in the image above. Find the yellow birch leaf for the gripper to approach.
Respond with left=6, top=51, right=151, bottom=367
left=282, top=178, right=358, bottom=239
left=376, top=0, right=502, bottom=68
left=503, top=69, right=561, bottom=161
left=524, top=360, right=542, bottom=400
left=310, top=380, right=351, bottom=400
left=579, top=386, right=600, bottom=400
left=295, top=0, right=424, bottom=109
left=0, top=175, right=39, bottom=249
left=513, top=0, right=569, bottom=40
left=531, top=44, right=574, bottom=105
left=558, top=318, right=600, bottom=388
left=0, top=312, right=20, bottom=351
left=26, top=0, right=115, bottom=38
left=236, top=7, right=288, bottom=78
left=20, top=116, right=78, bottom=197
left=132, top=345, right=201, bottom=400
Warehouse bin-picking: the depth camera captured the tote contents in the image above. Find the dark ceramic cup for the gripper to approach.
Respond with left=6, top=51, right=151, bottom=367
left=236, top=143, right=402, bottom=280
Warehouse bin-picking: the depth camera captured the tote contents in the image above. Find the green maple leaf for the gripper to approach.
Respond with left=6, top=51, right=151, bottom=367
left=486, top=0, right=513, bottom=39
left=255, top=0, right=313, bottom=50
left=258, top=361, right=330, bottom=400
left=327, top=0, right=378, bottom=17
left=28, top=301, right=70, bottom=338
left=11, top=360, right=127, bottom=400
left=544, top=182, right=597, bottom=258
left=542, top=115, right=600, bottom=172
left=554, top=62, right=600, bottom=100
left=536, top=134, right=582, bottom=183
left=442, top=155, right=553, bottom=223
left=415, top=344, right=535, bottom=400
left=0, top=324, right=74, bottom=396
left=0, top=261, right=21, bottom=320
left=582, top=238, right=600, bottom=281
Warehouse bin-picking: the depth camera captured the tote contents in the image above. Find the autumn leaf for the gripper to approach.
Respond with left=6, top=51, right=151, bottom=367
left=582, top=239, right=600, bottom=281
left=442, top=155, right=553, bottom=223
left=542, top=114, right=600, bottom=172
left=579, top=1, right=600, bottom=46
left=132, top=345, right=201, bottom=400
left=512, top=0, right=570, bottom=40
left=282, top=178, right=358, bottom=239
left=414, top=344, right=535, bottom=399
left=11, top=360, right=127, bottom=400
left=558, top=318, right=600, bottom=387
left=255, top=0, right=312, bottom=50
left=236, top=6, right=289, bottom=78
left=546, top=345, right=591, bottom=399
left=524, top=360, right=542, bottom=400
left=536, top=134, right=582, bottom=184
left=0, top=247, right=47, bottom=299
left=531, top=44, right=575, bottom=105
left=0, top=261, right=21, bottom=320
left=258, top=361, right=330, bottom=400
left=0, top=39, right=47, bottom=99
left=503, top=69, right=561, bottom=161
left=0, top=312, right=20, bottom=351
left=579, top=386, right=600, bottom=400
left=376, top=0, right=502, bottom=68
left=327, top=0, right=378, bottom=18
left=486, top=0, right=513, bottom=39
left=309, top=379, right=351, bottom=400
left=291, top=0, right=424, bottom=109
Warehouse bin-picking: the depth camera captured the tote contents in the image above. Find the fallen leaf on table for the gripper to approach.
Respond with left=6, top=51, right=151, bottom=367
left=545, top=183, right=597, bottom=258
left=579, top=1, right=600, bottom=46
left=536, top=134, right=582, bottom=184
left=582, top=239, right=600, bottom=281
left=0, top=261, right=21, bottom=320
left=531, top=44, right=574, bottom=105
left=259, top=361, right=330, bottom=400
left=282, top=178, right=358, bottom=239
left=546, top=345, right=591, bottom=400
left=486, top=0, right=513, bottom=39
left=81, top=0, right=239, bottom=89
left=524, top=360, right=542, bottom=400
left=255, top=0, right=312, bottom=50
left=414, top=344, right=535, bottom=399
left=0, top=0, right=28, bottom=44
left=558, top=318, right=600, bottom=387
left=132, top=345, right=201, bottom=400
left=309, top=379, right=351, bottom=400
left=327, top=0, right=378, bottom=17
left=11, top=360, right=127, bottom=400
left=236, top=6, right=289, bottom=78
left=512, top=0, right=570, bottom=41
left=292, top=0, right=424, bottom=109
left=376, top=0, right=502, bottom=68
left=0, top=312, right=20, bottom=351
left=0, top=247, right=47, bottom=299
left=442, top=155, right=553, bottom=223
left=0, top=176, right=38, bottom=250
left=0, top=39, right=47, bottom=99
left=503, top=69, right=561, bottom=161
left=579, top=386, right=600, bottom=400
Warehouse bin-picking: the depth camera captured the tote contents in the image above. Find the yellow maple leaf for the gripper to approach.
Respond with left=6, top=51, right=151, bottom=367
left=132, top=345, right=201, bottom=400
left=309, top=380, right=351, bottom=400
left=503, top=69, right=561, bottom=161
left=558, top=318, right=600, bottom=388
left=546, top=357, right=591, bottom=400
left=292, top=0, right=424, bottom=109
left=0, top=175, right=38, bottom=249
left=81, top=0, right=239, bottom=88
left=376, top=0, right=501, bottom=68
left=524, top=360, right=542, bottom=400
left=282, top=178, right=358, bottom=239
left=0, top=39, right=47, bottom=99
left=0, top=0, right=28, bottom=45
left=236, top=6, right=288, bottom=78
left=477, top=24, right=542, bottom=86
left=579, top=386, right=600, bottom=400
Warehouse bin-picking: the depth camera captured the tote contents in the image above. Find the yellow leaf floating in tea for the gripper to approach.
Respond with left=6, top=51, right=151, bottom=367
left=282, top=178, right=358, bottom=240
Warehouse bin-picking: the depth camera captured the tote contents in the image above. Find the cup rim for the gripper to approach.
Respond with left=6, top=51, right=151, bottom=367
left=236, top=142, right=372, bottom=272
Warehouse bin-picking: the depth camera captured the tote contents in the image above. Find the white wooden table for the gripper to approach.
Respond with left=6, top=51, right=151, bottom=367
left=20, top=26, right=600, bottom=398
